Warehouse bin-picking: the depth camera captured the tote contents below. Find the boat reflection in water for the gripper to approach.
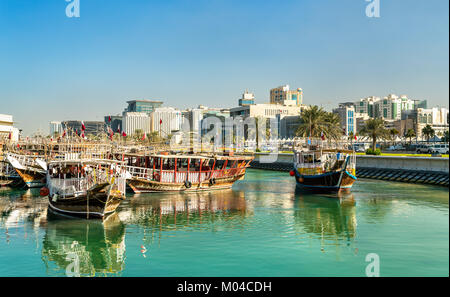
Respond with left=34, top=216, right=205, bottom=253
left=0, top=189, right=48, bottom=230
left=293, top=188, right=357, bottom=251
left=41, top=211, right=126, bottom=277
left=118, top=189, right=250, bottom=231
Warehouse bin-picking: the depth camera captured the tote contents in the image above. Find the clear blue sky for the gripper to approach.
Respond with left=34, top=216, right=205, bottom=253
left=0, top=0, right=448, bottom=135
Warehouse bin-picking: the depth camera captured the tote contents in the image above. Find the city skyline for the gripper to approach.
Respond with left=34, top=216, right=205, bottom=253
left=1, top=0, right=448, bottom=135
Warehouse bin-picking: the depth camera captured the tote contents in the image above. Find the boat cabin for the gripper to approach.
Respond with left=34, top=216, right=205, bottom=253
left=123, top=154, right=253, bottom=184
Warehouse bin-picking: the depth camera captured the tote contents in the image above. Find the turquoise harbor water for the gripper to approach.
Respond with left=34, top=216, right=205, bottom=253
left=0, top=169, right=448, bottom=277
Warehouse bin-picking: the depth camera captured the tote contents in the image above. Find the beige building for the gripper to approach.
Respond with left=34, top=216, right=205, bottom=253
left=0, top=114, right=19, bottom=142
left=415, top=107, right=449, bottom=139
left=270, top=85, right=303, bottom=106
left=230, top=103, right=305, bottom=119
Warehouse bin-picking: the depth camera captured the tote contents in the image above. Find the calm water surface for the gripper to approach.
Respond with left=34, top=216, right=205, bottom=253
left=0, top=169, right=448, bottom=277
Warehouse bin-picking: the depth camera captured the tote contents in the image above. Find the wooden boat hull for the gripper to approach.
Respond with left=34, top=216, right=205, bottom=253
left=295, top=170, right=357, bottom=193
left=15, top=168, right=46, bottom=188
left=47, top=183, right=124, bottom=219
left=127, top=173, right=246, bottom=193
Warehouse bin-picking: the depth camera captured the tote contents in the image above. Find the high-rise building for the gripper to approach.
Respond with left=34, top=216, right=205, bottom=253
left=151, top=107, right=182, bottom=137
left=270, top=85, right=303, bottom=106
left=183, top=108, right=204, bottom=135
left=355, top=96, right=380, bottom=117
left=333, top=104, right=356, bottom=136
left=49, top=121, right=63, bottom=137
left=238, top=90, right=255, bottom=106
left=126, top=100, right=163, bottom=114
left=62, top=121, right=105, bottom=136
left=414, top=100, right=428, bottom=109
left=374, top=94, right=415, bottom=120
left=122, top=112, right=151, bottom=136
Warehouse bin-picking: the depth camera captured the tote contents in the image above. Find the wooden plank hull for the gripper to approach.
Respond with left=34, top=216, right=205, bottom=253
left=127, top=173, right=246, bottom=193
left=295, top=170, right=357, bottom=193
left=47, top=184, right=124, bottom=219
left=15, top=168, right=46, bottom=188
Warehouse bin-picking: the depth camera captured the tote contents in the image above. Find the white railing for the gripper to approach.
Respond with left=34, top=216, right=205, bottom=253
left=48, top=169, right=127, bottom=198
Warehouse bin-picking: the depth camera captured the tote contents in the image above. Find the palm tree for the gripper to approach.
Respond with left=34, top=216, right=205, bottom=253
left=295, top=106, right=343, bottom=141
left=295, top=106, right=328, bottom=138
left=255, top=116, right=266, bottom=149
left=359, top=118, right=389, bottom=150
left=405, top=129, right=416, bottom=146
left=389, top=128, right=399, bottom=146
left=422, top=125, right=435, bottom=142
left=443, top=130, right=449, bottom=143
left=322, top=112, right=343, bottom=141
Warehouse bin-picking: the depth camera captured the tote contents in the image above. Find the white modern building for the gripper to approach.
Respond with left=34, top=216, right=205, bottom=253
left=49, top=121, right=63, bottom=137
left=122, top=112, right=151, bottom=136
left=333, top=104, right=356, bottom=136
left=183, top=108, right=204, bottom=135
left=0, top=114, right=19, bottom=142
left=151, top=107, right=182, bottom=136
left=374, top=94, right=415, bottom=120
left=238, top=90, right=255, bottom=106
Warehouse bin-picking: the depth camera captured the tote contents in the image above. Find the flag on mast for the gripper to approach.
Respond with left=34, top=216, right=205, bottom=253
left=81, top=121, right=86, bottom=131
left=320, top=131, right=325, bottom=140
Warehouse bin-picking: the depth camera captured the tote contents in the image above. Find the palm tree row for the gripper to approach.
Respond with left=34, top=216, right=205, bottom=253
left=295, top=106, right=343, bottom=140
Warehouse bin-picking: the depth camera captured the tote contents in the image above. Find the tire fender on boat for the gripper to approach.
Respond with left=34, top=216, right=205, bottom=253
left=209, top=178, right=216, bottom=185
left=184, top=180, right=192, bottom=188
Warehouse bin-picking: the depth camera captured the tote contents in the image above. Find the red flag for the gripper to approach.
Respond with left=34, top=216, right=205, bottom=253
left=320, top=131, right=325, bottom=141
left=354, top=134, right=357, bottom=141
left=117, top=124, right=121, bottom=133
left=81, top=121, right=86, bottom=131
left=108, top=116, right=111, bottom=122
left=81, top=132, right=85, bottom=139
left=160, top=119, right=162, bottom=125
left=122, top=131, right=127, bottom=137
left=8, top=132, right=11, bottom=140
left=142, top=133, right=146, bottom=141
left=62, top=130, right=66, bottom=138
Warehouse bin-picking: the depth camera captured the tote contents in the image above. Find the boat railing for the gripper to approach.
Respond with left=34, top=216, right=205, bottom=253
left=6, top=152, right=46, bottom=171
left=48, top=168, right=126, bottom=198
left=125, top=165, right=248, bottom=184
